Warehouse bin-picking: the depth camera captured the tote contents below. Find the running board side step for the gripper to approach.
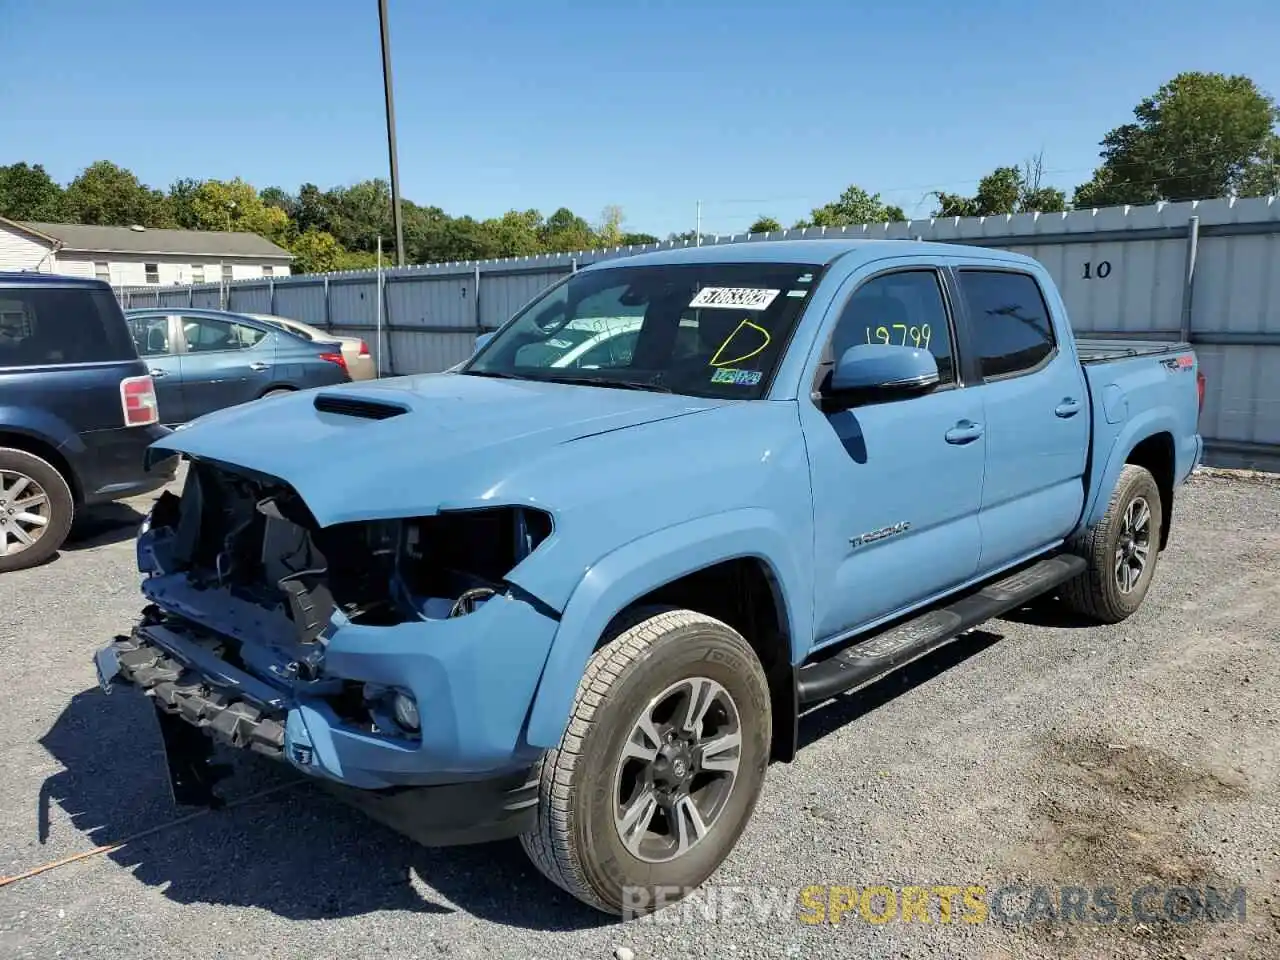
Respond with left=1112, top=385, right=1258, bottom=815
left=796, top=554, right=1086, bottom=706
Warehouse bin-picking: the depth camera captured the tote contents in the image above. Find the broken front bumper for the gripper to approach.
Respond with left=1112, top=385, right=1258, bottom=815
left=96, top=591, right=559, bottom=843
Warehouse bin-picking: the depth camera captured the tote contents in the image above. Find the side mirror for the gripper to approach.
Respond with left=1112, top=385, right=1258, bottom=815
left=827, top=344, right=939, bottom=404
left=474, top=331, right=495, bottom=353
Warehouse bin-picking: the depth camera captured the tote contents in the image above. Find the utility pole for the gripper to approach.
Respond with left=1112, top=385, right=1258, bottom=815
left=378, top=0, right=406, bottom=266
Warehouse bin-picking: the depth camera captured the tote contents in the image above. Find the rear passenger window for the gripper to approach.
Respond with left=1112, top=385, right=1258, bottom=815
left=0, top=287, right=135, bottom=367
left=827, top=270, right=955, bottom=384
left=182, top=316, right=266, bottom=352
left=958, top=270, right=1056, bottom=379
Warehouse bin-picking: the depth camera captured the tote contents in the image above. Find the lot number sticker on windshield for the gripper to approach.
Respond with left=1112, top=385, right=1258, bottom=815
left=689, top=287, right=781, bottom=310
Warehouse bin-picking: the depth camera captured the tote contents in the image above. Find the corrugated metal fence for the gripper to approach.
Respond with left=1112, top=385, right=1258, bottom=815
left=117, top=196, right=1280, bottom=470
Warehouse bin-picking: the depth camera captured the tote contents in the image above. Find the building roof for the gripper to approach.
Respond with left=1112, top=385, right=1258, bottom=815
left=7, top=218, right=294, bottom=260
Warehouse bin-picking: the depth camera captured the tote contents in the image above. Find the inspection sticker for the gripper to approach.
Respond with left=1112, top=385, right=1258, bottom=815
left=689, top=287, right=781, bottom=311
left=710, top=368, right=763, bottom=386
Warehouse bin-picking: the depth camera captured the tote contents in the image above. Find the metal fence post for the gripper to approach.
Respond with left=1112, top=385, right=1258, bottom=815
left=269, top=278, right=276, bottom=315
left=381, top=273, right=396, bottom=376
left=1179, top=216, right=1200, bottom=343
left=323, top=276, right=331, bottom=330
left=473, top=264, right=482, bottom=331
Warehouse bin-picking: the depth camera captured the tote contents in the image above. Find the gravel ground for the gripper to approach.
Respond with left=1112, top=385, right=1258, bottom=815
left=1, top=470, right=1277, bottom=960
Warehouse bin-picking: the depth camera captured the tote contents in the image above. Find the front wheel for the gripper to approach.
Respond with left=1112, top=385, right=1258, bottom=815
left=1061, top=464, right=1163, bottom=623
left=520, top=608, right=772, bottom=915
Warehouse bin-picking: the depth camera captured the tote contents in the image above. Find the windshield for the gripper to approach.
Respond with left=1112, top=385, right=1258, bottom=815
left=462, top=261, right=823, bottom=399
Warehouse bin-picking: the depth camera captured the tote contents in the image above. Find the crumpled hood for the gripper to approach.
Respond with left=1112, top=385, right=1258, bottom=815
left=151, top=372, right=728, bottom=526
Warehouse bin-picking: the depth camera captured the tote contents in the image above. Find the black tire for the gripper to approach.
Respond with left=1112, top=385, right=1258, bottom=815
left=1061, top=464, right=1163, bottom=624
left=520, top=607, right=772, bottom=915
left=0, top=447, right=75, bottom=573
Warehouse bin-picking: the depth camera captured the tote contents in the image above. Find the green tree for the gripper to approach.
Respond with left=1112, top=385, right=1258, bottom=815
left=478, top=209, right=545, bottom=257
left=324, top=179, right=395, bottom=254
left=1238, top=134, right=1280, bottom=197
left=166, top=177, right=203, bottom=229
left=188, top=178, right=290, bottom=242
left=0, top=163, right=66, bottom=221
left=621, top=232, right=658, bottom=245
left=541, top=207, right=596, bottom=252
left=597, top=205, right=625, bottom=246
left=798, top=185, right=905, bottom=228
left=748, top=216, right=783, bottom=233
left=259, top=186, right=298, bottom=219
left=1073, top=72, right=1280, bottom=206
left=295, top=183, right=335, bottom=235
left=63, top=161, right=172, bottom=226
left=933, top=155, right=1067, bottom=217
left=289, top=229, right=343, bottom=274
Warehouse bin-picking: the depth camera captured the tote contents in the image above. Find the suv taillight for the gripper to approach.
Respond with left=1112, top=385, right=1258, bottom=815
left=319, top=351, right=349, bottom=376
left=358, top=340, right=370, bottom=357
left=120, top=375, right=159, bottom=427
left=1196, top=370, right=1206, bottom=414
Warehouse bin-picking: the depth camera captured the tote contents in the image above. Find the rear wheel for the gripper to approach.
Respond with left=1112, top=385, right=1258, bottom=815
left=520, top=608, right=772, bottom=915
left=261, top=388, right=294, bottom=399
left=0, top=448, right=75, bottom=573
left=1061, top=464, right=1163, bottom=623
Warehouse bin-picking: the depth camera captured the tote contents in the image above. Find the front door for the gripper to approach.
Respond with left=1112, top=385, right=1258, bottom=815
left=175, top=314, right=274, bottom=420
left=799, top=266, right=986, bottom=645
left=125, top=313, right=186, bottom=425
left=952, top=268, right=1090, bottom=571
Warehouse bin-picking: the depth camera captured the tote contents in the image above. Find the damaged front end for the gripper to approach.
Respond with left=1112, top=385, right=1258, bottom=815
left=97, top=457, right=562, bottom=843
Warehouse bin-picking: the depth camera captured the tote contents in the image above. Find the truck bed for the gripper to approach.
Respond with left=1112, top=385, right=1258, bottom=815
left=1075, top=337, right=1191, bottom=364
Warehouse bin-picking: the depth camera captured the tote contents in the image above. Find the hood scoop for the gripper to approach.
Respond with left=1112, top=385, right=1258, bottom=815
left=313, top=394, right=409, bottom=421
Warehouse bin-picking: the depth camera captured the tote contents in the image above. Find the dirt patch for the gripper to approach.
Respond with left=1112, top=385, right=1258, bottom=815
left=1001, top=735, right=1275, bottom=959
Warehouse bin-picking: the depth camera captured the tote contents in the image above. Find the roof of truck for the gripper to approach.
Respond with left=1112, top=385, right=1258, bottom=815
left=583, top=238, right=1035, bottom=270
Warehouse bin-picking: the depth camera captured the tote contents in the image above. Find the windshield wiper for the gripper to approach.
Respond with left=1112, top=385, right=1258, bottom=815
left=461, top=369, right=526, bottom=380
left=537, top=374, right=673, bottom=393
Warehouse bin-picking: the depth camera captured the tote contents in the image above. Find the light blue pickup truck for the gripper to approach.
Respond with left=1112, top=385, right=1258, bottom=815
left=96, top=239, right=1205, bottom=914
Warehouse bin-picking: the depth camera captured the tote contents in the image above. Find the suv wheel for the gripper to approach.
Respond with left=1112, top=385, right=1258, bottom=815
left=520, top=607, right=772, bottom=915
left=0, top=448, right=75, bottom=573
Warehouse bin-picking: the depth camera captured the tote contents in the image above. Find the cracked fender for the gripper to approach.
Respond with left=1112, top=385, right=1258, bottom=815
left=522, top=507, right=808, bottom=750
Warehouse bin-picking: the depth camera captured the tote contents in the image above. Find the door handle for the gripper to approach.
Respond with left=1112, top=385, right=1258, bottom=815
left=1055, top=397, right=1082, bottom=418
left=249, top=361, right=270, bottom=372
left=148, top=367, right=167, bottom=378
left=945, top=420, right=984, bottom=444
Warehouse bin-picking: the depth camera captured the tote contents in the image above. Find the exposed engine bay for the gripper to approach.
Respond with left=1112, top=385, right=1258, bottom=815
left=145, top=458, right=553, bottom=635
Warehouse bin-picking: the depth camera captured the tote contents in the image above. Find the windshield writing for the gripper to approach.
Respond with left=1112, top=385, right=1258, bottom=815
left=463, top=262, right=821, bottom=399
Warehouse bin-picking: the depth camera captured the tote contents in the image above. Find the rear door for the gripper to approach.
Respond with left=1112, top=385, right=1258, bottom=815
left=953, top=267, right=1090, bottom=570
left=175, top=314, right=275, bottom=419
left=125, top=312, right=186, bottom=424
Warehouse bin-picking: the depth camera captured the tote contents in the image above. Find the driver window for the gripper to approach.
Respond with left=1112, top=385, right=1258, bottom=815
left=827, top=270, right=956, bottom=384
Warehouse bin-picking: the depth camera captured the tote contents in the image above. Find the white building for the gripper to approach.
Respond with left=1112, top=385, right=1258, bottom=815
left=0, top=217, right=293, bottom=285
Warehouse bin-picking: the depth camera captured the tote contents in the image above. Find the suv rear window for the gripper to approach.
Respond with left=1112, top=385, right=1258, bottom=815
left=0, top=286, right=137, bottom=368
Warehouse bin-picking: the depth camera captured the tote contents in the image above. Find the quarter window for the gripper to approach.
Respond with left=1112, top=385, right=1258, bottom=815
left=827, top=270, right=956, bottom=384
left=958, top=270, right=1056, bottom=379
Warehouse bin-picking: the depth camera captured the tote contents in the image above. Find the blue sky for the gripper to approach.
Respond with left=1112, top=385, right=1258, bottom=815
left=4, top=0, right=1279, bottom=237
